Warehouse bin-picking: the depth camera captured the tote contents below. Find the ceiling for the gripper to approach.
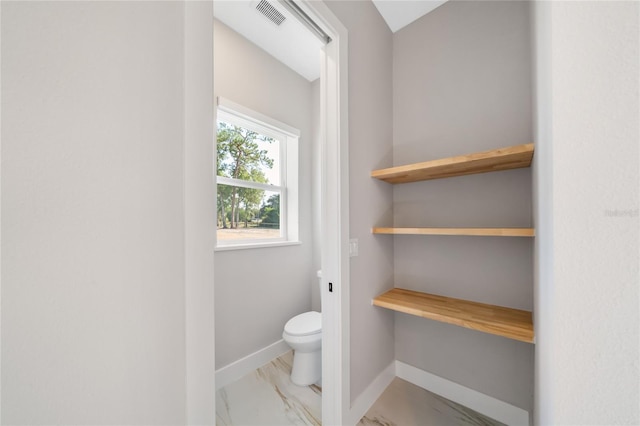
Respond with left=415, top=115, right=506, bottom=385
left=214, top=0, right=450, bottom=82
left=214, top=0, right=324, bottom=81
left=372, top=0, right=449, bottom=33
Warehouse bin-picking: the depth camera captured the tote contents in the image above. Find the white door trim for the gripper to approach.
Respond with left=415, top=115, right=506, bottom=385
left=184, top=1, right=216, bottom=423
left=296, top=2, right=350, bottom=425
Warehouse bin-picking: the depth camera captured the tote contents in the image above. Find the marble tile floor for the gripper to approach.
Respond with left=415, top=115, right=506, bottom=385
left=216, top=351, right=503, bottom=426
left=358, top=378, right=505, bottom=426
left=216, top=351, right=322, bottom=426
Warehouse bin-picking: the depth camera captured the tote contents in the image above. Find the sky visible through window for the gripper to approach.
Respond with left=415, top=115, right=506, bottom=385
left=261, top=139, right=280, bottom=186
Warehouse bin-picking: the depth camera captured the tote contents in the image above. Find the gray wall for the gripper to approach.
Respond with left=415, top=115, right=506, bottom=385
left=531, top=2, right=553, bottom=424
left=213, top=19, right=315, bottom=369
left=324, top=0, right=395, bottom=404
left=1, top=2, right=216, bottom=423
left=392, top=1, right=534, bottom=411
left=311, top=79, right=322, bottom=313
left=533, top=1, right=639, bottom=424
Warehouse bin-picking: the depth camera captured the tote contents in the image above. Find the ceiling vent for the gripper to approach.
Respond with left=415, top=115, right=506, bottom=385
left=255, top=0, right=286, bottom=26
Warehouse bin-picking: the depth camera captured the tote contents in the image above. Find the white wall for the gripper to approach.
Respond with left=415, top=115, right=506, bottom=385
left=392, top=1, right=534, bottom=411
left=213, top=19, right=315, bottom=369
left=323, top=0, right=395, bottom=404
left=1, top=1, right=216, bottom=423
left=533, top=1, right=639, bottom=424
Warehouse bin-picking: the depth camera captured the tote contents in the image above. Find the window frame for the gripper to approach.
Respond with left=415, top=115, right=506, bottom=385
left=215, top=97, right=300, bottom=250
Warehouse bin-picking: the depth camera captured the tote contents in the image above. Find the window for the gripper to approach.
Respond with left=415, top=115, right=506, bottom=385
left=216, top=98, right=299, bottom=249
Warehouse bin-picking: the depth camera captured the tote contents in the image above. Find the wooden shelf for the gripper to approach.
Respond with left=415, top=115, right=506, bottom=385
left=372, top=227, right=534, bottom=237
left=371, top=143, right=534, bottom=184
left=373, top=288, right=534, bottom=343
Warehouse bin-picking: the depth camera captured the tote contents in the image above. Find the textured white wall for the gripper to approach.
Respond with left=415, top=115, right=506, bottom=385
left=534, top=1, right=639, bottom=424
left=323, top=0, right=395, bottom=404
left=392, top=1, right=534, bottom=411
left=1, top=2, right=192, bottom=423
left=213, top=19, right=315, bottom=369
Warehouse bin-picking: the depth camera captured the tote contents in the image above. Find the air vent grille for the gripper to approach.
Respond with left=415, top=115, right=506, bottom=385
left=255, top=0, right=286, bottom=26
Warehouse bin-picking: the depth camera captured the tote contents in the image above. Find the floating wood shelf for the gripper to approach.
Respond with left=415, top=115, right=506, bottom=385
left=371, top=143, right=534, bottom=184
left=372, top=227, right=534, bottom=237
left=373, top=288, right=534, bottom=343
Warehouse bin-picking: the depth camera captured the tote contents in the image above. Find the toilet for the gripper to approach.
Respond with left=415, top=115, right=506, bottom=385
left=282, top=271, right=323, bottom=386
left=283, top=311, right=322, bottom=385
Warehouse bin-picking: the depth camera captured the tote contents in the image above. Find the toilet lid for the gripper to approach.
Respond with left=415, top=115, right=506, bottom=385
left=284, top=311, right=321, bottom=336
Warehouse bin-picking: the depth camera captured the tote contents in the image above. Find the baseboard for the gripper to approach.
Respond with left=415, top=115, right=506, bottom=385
left=396, top=361, right=530, bottom=426
left=215, top=340, right=290, bottom=390
left=347, top=360, right=396, bottom=425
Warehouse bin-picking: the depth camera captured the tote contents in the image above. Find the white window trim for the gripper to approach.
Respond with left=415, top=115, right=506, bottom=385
left=218, top=97, right=300, bottom=138
left=217, top=176, right=284, bottom=193
left=215, top=97, right=300, bottom=250
left=215, top=240, right=302, bottom=252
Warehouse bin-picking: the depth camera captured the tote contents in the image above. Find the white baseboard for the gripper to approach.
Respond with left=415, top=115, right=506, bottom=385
left=396, top=361, right=530, bottom=426
left=347, top=361, right=396, bottom=426
left=215, top=340, right=290, bottom=390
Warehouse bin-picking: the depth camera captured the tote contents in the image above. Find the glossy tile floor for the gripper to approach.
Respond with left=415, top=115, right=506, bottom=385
left=216, top=351, right=503, bottom=426
left=358, top=378, right=504, bottom=426
left=216, top=351, right=321, bottom=425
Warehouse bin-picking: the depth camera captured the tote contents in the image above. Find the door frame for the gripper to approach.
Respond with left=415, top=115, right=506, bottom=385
left=203, top=1, right=350, bottom=424
left=296, top=2, right=350, bottom=425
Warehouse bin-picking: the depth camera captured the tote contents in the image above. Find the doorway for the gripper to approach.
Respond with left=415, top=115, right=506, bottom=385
left=211, top=1, right=349, bottom=424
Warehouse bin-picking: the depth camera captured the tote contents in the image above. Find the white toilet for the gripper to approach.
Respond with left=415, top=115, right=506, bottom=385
left=282, top=271, right=323, bottom=386
left=283, top=311, right=321, bottom=386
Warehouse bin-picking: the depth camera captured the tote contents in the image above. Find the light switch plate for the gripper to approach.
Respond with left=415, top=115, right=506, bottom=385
left=349, top=238, right=359, bottom=257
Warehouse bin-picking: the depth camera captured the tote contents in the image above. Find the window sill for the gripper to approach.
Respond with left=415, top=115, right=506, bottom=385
left=215, top=240, right=302, bottom=252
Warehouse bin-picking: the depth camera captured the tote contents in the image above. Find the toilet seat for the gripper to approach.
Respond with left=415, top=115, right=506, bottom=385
left=284, top=311, right=321, bottom=336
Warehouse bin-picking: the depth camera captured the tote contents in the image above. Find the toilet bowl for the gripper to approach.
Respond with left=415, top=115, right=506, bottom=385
left=282, top=311, right=321, bottom=386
